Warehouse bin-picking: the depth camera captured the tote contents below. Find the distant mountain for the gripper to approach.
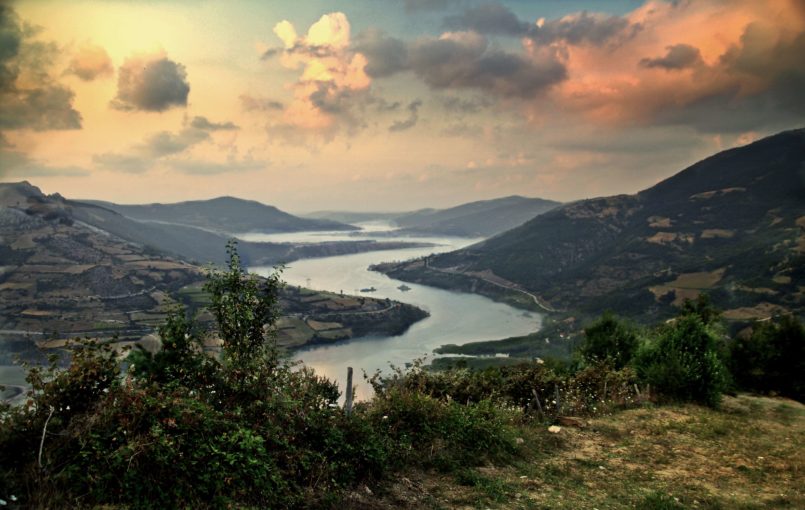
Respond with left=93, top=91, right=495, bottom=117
left=393, top=195, right=561, bottom=237
left=304, top=196, right=561, bottom=238
left=379, top=129, right=805, bottom=322
left=82, top=196, right=357, bottom=234
left=1, top=183, right=431, bottom=268
left=303, top=211, right=403, bottom=224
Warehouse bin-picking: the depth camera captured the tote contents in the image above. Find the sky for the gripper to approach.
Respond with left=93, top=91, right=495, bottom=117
left=1, top=0, right=803, bottom=212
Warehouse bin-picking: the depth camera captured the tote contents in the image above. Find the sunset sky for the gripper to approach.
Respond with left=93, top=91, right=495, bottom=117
left=1, top=0, right=803, bottom=212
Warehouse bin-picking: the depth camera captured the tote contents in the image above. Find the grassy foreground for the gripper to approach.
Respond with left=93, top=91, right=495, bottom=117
left=348, top=394, right=804, bottom=509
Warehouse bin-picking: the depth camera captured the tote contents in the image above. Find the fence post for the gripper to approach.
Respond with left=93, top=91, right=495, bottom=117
left=554, top=384, right=562, bottom=415
left=345, top=367, right=354, bottom=416
left=532, top=388, right=544, bottom=420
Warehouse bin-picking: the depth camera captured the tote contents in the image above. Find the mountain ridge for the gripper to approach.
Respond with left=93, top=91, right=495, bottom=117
left=377, top=128, right=805, bottom=322
left=81, top=196, right=357, bottom=234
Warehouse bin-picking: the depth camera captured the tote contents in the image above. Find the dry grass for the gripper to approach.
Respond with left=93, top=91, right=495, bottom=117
left=355, top=395, right=804, bottom=509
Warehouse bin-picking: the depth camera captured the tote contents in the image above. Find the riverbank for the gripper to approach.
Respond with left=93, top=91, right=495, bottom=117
left=369, top=259, right=549, bottom=313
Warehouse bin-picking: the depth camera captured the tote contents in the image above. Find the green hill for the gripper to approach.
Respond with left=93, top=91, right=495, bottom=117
left=379, top=129, right=805, bottom=322
left=82, top=196, right=357, bottom=234
left=394, top=195, right=561, bottom=237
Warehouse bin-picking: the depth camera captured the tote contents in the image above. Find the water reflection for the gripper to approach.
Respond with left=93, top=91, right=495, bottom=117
left=247, top=222, right=541, bottom=400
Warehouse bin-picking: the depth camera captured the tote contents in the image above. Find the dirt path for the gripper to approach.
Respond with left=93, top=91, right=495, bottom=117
left=424, top=257, right=557, bottom=312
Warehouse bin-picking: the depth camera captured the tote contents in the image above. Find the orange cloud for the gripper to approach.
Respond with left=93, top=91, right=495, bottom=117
left=66, top=44, right=113, bottom=81
left=264, top=12, right=371, bottom=140
left=546, top=0, right=805, bottom=130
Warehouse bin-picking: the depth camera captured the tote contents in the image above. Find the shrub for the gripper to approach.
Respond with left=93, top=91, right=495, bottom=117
left=127, top=307, right=219, bottom=389
left=580, top=312, right=639, bottom=369
left=729, top=315, right=804, bottom=401
left=636, top=314, right=728, bottom=407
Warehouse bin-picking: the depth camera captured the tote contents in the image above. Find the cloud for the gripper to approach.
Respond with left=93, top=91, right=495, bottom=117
left=443, top=3, right=529, bottom=36
left=189, top=115, right=238, bottom=131
left=640, top=44, right=702, bottom=70
left=92, top=152, right=151, bottom=174
left=111, top=53, right=190, bottom=112
left=389, top=99, right=422, bottom=132
left=354, top=29, right=408, bottom=78
left=239, top=94, right=284, bottom=112
left=439, top=95, right=493, bottom=114
left=0, top=4, right=82, bottom=132
left=529, top=11, right=636, bottom=45
left=408, top=32, right=566, bottom=97
left=261, top=12, right=375, bottom=140
left=92, top=115, right=240, bottom=172
left=547, top=0, right=805, bottom=132
left=0, top=84, right=82, bottom=131
left=66, top=44, right=113, bottom=81
left=1, top=149, right=88, bottom=178
left=137, top=128, right=209, bottom=158
left=169, top=156, right=265, bottom=175
left=441, top=3, right=636, bottom=45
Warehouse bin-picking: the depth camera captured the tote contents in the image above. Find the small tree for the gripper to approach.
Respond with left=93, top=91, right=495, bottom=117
left=730, top=315, right=804, bottom=401
left=680, top=294, right=720, bottom=326
left=203, top=240, right=283, bottom=379
left=128, top=307, right=216, bottom=388
left=636, top=314, right=727, bottom=407
left=580, top=312, right=639, bottom=369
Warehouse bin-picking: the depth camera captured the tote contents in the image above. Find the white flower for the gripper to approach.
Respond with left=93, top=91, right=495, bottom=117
left=548, top=425, right=561, bottom=433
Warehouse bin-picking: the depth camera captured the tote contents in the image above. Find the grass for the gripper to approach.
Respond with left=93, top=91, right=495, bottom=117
left=351, top=394, right=804, bottom=509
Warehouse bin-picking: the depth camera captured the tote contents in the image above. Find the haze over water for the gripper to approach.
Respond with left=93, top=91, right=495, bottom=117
left=246, top=223, right=542, bottom=400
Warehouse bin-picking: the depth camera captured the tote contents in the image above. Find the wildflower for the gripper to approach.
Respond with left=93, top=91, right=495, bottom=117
left=548, top=425, right=561, bottom=433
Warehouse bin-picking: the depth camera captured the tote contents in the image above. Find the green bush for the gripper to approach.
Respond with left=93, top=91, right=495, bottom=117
left=580, top=311, right=639, bottom=369
left=636, top=314, right=728, bottom=407
left=368, top=385, right=516, bottom=470
left=729, top=315, right=804, bottom=401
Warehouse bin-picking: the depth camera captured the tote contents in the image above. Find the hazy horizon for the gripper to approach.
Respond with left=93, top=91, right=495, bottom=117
left=2, top=0, right=803, bottom=211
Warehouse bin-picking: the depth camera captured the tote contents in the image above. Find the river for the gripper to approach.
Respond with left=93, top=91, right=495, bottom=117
left=245, top=222, right=541, bottom=400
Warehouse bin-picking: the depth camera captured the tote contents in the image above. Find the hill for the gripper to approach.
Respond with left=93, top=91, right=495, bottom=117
left=1, top=183, right=426, bottom=267
left=0, top=183, right=427, bottom=368
left=302, top=210, right=403, bottom=224
left=377, top=129, right=805, bottom=322
left=305, top=196, right=561, bottom=238
left=393, top=195, right=561, bottom=237
left=83, top=196, right=356, bottom=234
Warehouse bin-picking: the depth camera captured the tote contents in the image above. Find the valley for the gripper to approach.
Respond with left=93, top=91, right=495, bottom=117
left=0, top=184, right=434, bottom=390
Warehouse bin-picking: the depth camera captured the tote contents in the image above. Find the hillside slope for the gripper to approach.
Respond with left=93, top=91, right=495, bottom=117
left=0, top=183, right=427, bottom=365
left=0, top=183, right=425, bottom=267
left=381, top=129, right=805, bottom=321
left=394, top=195, right=560, bottom=237
left=83, top=196, right=356, bottom=234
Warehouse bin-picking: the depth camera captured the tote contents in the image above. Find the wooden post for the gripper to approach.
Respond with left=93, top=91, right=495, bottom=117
left=532, top=389, right=544, bottom=420
left=345, top=367, right=354, bottom=416
left=554, top=384, right=562, bottom=415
